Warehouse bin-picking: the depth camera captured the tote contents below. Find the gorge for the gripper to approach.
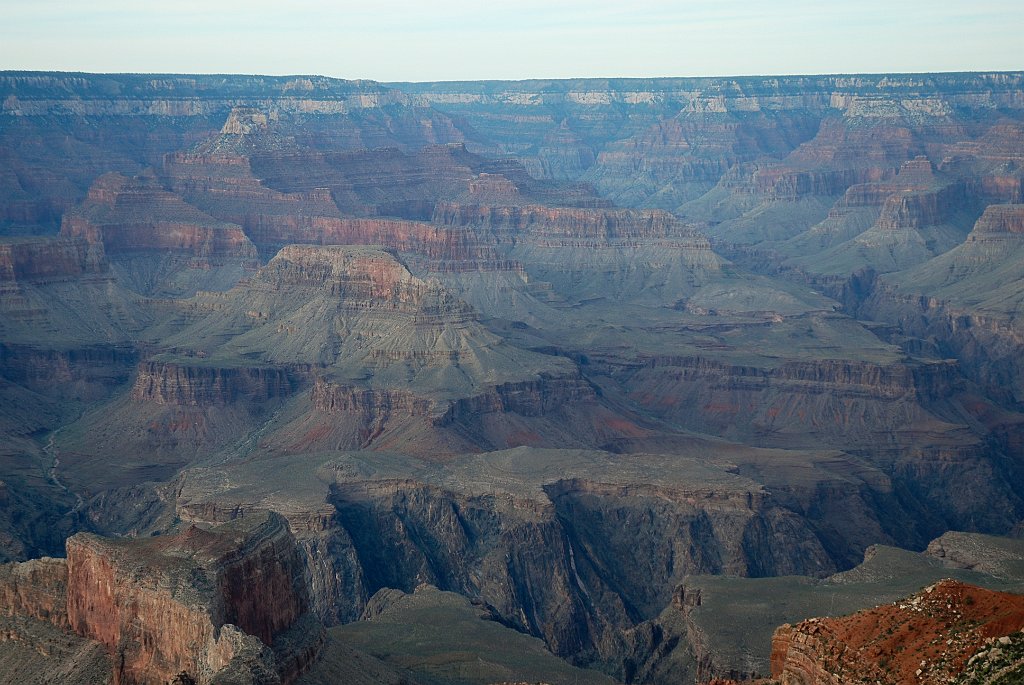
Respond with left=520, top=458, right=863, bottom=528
left=2, top=70, right=1024, bottom=684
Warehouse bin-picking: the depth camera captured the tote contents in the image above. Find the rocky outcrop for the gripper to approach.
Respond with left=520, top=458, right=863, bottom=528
left=66, top=511, right=321, bottom=685
left=770, top=580, right=1024, bottom=685
left=320, top=450, right=836, bottom=662
left=0, top=344, right=136, bottom=401
left=0, top=513, right=323, bottom=685
left=433, top=202, right=709, bottom=243
left=874, top=182, right=971, bottom=233
left=966, top=203, right=1024, bottom=239
left=0, top=557, right=69, bottom=628
left=131, top=361, right=298, bottom=407
left=753, top=167, right=870, bottom=201
left=436, top=374, right=598, bottom=423
left=61, top=173, right=257, bottom=260
left=310, top=381, right=433, bottom=417
left=0, top=237, right=107, bottom=284
left=616, top=354, right=961, bottom=445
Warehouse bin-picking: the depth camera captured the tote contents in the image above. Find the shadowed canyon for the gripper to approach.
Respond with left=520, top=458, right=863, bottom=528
left=2, top=71, right=1024, bottom=684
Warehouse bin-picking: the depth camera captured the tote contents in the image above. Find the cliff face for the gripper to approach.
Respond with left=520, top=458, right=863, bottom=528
left=0, top=237, right=107, bottom=283
left=0, top=513, right=322, bottom=685
left=171, top=446, right=864, bottom=666
left=61, top=173, right=257, bottom=259
left=435, top=202, right=701, bottom=239
left=967, top=203, right=1024, bottom=239
left=873, top=183, right=971, bottom=234
left=65, top=512, right=319, bottom=685
left=329, top=475, right=831, bottom=661
left=131, top=362, right=298, bottom=407
left=770, top=580, right=1024, bottom=685
left=56, top=173, right=259, bottom=296
left=616, top=355, right=959, bottom=447
left=0, top=557, right=69, bottom=628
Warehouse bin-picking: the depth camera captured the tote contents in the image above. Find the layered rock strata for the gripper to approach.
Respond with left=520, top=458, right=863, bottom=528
left=770, top=580, right=1024, bottom=685
left=0, top=512, right=322, bottom=685
left=0, top=237, right=107, bottom=284
left=65, top=509, right=319, bottom=679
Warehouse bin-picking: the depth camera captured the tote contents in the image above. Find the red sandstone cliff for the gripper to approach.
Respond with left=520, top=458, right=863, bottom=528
left=966, top=203, right=1024, bottom=240
left=0, top=557, right=69, bottom=628
left=0, top=512, right=322, bottom=685
left=65, top=511, right=320, bottom=685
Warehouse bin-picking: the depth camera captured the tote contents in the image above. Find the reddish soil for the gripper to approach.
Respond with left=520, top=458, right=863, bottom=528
left=771, top=580, right=1024, bottom=684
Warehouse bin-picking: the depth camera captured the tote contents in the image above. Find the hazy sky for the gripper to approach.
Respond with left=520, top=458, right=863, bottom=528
left=2, top=0, right=1021, bottom=81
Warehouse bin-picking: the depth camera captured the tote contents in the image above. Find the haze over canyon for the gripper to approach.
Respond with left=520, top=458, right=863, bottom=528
left=1, top=70, right=1024, bottom=684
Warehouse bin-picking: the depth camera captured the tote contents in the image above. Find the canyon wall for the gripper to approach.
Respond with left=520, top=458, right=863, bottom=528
left=0, top=512, right=323, bottom=685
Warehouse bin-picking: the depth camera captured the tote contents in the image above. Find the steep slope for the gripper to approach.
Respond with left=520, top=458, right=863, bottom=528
left=0, top=511, right=322, bottom=685
left=326, top=585, right=619, bottom=685
left=771, top=580, right=1024, bottom=685
left=170, top=442, right=946, bottom=670
left=60, top=171, right=258, bottom=297
left=617, top=535, right=1024, bottom=684
left=53, top=244, right=620, bottom=493
left=865, top=204, right=1024, bottom=404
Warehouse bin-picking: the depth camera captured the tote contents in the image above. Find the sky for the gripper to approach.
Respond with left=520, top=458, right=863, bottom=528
left=1, top=0, right=1021, bottom=82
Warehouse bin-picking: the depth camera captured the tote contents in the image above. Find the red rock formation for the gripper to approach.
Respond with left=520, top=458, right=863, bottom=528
left=258, top=243, right=479, bottom=310
left=66, top=511, right=319, bottom=685
left=0, top=557, right=69, bottom=628
left=770, top=580, right=1024, bottom=685
left=61, top=173, right=258, bottom=261
left=164, top=147, right=527, bottom=274
left=0, top=513, right=323, bottom=685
